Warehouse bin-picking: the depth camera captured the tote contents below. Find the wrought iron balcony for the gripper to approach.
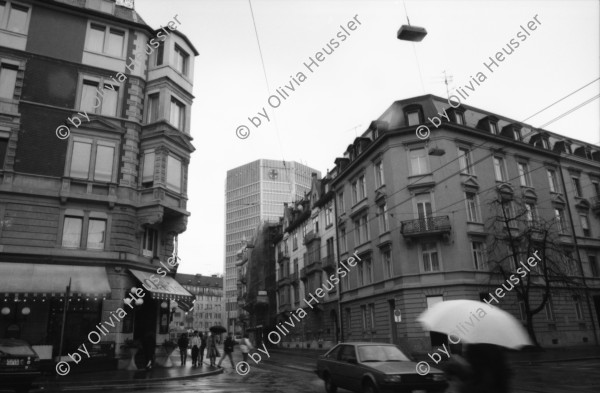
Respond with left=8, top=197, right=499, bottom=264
left=277, top=276, right=291, bottom=287
left=400, top=215, right=451, bottom=238
left=279, top=302, right=292, bottom=313
left=290, top=272, right=299, bottom=283
left=277, top=250, right=289, bottom=262
left=305, top=261, right=322, bottom=275
left=303, top=230, right=321, bottom=245
left=321, top=255, right=336, bottom=272
left=300, top=267, right=307, bottom=281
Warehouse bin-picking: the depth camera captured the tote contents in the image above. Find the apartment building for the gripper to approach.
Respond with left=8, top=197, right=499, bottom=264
left=330, top=94, right=600, bottom=352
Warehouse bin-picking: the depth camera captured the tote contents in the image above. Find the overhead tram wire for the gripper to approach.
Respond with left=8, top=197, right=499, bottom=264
left=247, top=0, right=287, bottom=160
left=538, top=94, right=600, bottom=129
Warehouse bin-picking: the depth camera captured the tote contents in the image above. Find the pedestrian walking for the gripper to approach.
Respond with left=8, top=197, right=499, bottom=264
left=177, top=332, right=189, bottom=366
left=217, top=332, right=237, bottom=368
left=190, top=330, right=201, bottom=367
left=142, top=331, right=156, bottom=370
left=206, top=331, right=219, bottom=367
left=199, top=332, right=207, bottom=365
left=239, top=333, right=253, bottom=362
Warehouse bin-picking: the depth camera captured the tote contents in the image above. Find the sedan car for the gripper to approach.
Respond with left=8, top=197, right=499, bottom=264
left=316, top=342, right=446, bottom=393
left=0, top=339, right=41, bottom=393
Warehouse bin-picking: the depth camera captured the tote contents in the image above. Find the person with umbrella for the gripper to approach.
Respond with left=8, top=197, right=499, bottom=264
left=206, top=330, right=220, bottom=367
left=418, top=300, right=531, bottom=393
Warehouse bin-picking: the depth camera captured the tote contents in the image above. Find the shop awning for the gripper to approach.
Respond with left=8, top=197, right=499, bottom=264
left=0, top=262, right=111, bottom=297
left=129, top=269, right=194, bottom=303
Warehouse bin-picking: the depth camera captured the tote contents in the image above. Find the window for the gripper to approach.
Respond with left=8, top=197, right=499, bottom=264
left=361, top=306, right=367, bottom=330
left=382, top=249, right=392, bottom=277
left=156, top=42, right=164, bottom=66
left=572, top=176, right=582, bottom=197
left=166, top=155, right=182, bottom=193
left=174, top=45, right=189, bottom=75
left=406, top=110, right=421, bottom=126
left=518, top=162, right=530, bottom=187
left=465, top=192, right=480, bottom=222
left=525, top=203, right=537, bottom=226
left=293, top=232, right=298, bottom=250
left=0, top=135, right=7, bottom=169
left=87, top=218, right=106, bottom=250
left=354, top=215, right=369, bottom=245
left=62, top=216, right=83, bottom=248
left=85, top=23, right=125, bottom=57
left=338, top=192, right=344, bottom=213
left=574, top=297, right=583, bottom=320
left=493, top=157, right=506, bottom=181
left=325, top=203, right=333, bottom=227
left=409, top=148, right=429, bottom=175
left=142, top=227, right=158, bottom=257
left=471, top=241, right=487, bottom=270
left=142, top=150, right=155, bottom=187
left=313, top=216, right=319, bottom=233
left=422, top=242, right=440, bottom=272
left=489, top=121, right=498, bottom=135
left=555, top=208, right=566, bottom=233
left=0, top=63, right=18, bottom=99
left=368, top=304, right=375, bottom=331
left=454, top=111, right=464, bottom=125
left=363, top=258, right=372, bottom=285
left=580, top=215, right=591, bottom=237
left=377, top=203, right=389, bottom=233
left=518, top=301, right=526, bottom=321
left=544, top=300, right=554, bottom=320
left=592, top=181, right=600, bottom=197
left=351, top=176, right=366, bottom=204
left=458, top=147, right=472, bottom=174
left=374, top=161, right=385, bottom=188
left=0, top=1, right=29, bottom=34
left=79, top=77, right=119, bottom=116
left=147, top=93, right=159, bottom=123
left=547, top=169, right=559, bottom=193
left=170, top=97, right=185, bottom=130
left=357, top=260, right=364, bottom=287
left=513, top=128, right=522, bottom=141
left=339, top=228, right=347, bottom=254
left=68, top=138, right=117, bottom=182
left=589, top=255, right=598, bottom=278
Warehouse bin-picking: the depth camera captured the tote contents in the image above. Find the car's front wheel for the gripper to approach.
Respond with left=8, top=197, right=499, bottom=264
left=362, top=379, right=378, bottom=393
left=324, top=374, right=337, bottom=393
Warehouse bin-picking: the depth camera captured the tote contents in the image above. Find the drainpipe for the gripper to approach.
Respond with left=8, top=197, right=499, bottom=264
left=557, top=160, right=599, bottom=346
left=333, top=191, right=344, bottom=343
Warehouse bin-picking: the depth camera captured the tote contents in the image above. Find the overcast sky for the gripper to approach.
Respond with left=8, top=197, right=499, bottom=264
left=134, top=0, right=600, bottom=275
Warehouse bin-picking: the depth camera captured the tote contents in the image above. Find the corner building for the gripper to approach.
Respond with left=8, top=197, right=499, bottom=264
left=331, top=94, right=600, bottom=352
left=0, top=0, right=197, bottom=362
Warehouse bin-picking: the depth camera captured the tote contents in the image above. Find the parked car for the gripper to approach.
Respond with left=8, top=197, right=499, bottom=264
left=0, top=338, right=41, bottom=393
left=316, top=342, right=446, bottom=393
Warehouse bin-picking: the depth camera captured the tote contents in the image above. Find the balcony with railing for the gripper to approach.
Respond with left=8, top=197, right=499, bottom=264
left=277, top=275, right=291, bottom=288
left=300, top=267, right=307, bottom=281
left=279, top=302, right=292, bottom=313
left=303, top=230, right=321, bottom=245
left=277, top=250, right=290, bottom=262
left=290, top=272, right=299, bottom=283
left=321, top=254, right=336, bottom=272
left=400, top=215, right=451, bottom=238
left=238, top=271, right=247, bottom=284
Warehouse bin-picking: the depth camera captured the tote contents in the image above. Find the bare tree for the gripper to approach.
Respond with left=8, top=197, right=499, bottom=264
left=483, top=191, right=584, bottom=347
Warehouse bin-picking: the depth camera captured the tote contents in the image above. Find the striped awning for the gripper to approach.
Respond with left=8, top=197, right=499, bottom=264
left=129, top=269, right=194, bottom=302
left=0, top=262, right=111, bottom=298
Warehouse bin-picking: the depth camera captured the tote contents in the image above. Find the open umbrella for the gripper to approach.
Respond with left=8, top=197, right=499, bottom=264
left=417, top=299, right=532, bottom=349
left=209, top=325, right=226, bottom=334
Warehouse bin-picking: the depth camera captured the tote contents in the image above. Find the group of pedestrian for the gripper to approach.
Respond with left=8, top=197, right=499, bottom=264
left=176, top=330, right=224, bottom=367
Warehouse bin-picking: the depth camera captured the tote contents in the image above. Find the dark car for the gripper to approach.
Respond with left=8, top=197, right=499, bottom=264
left=316, top=342, right=446, bottom=393
left=0, top=339, right=41, bottom=393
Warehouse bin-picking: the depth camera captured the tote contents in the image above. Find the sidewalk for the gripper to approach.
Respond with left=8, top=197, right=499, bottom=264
left=39, top=355, right=222, bottom=390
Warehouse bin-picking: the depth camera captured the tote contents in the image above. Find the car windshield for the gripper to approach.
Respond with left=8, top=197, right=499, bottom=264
left=0, top=339, right=36, bottom=357
left=358, top=345, right=410, bottom=362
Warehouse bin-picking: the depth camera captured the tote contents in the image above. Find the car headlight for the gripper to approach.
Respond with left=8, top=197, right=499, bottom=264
left=432, top=374, right=445, bottom=381
left=384, top=375, right=402, bottom=383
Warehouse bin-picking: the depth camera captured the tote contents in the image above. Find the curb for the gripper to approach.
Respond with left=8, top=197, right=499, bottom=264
left=513, top=356, right=600, bottom=365
left=40, top=366, right=223, bottom=390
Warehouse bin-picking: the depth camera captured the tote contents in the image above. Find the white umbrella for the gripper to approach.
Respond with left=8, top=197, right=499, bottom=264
left=417, top=299, right=533, bottom=349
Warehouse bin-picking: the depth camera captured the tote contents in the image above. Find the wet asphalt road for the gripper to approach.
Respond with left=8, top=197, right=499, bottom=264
left=17, top=351, right=600, bottom=393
